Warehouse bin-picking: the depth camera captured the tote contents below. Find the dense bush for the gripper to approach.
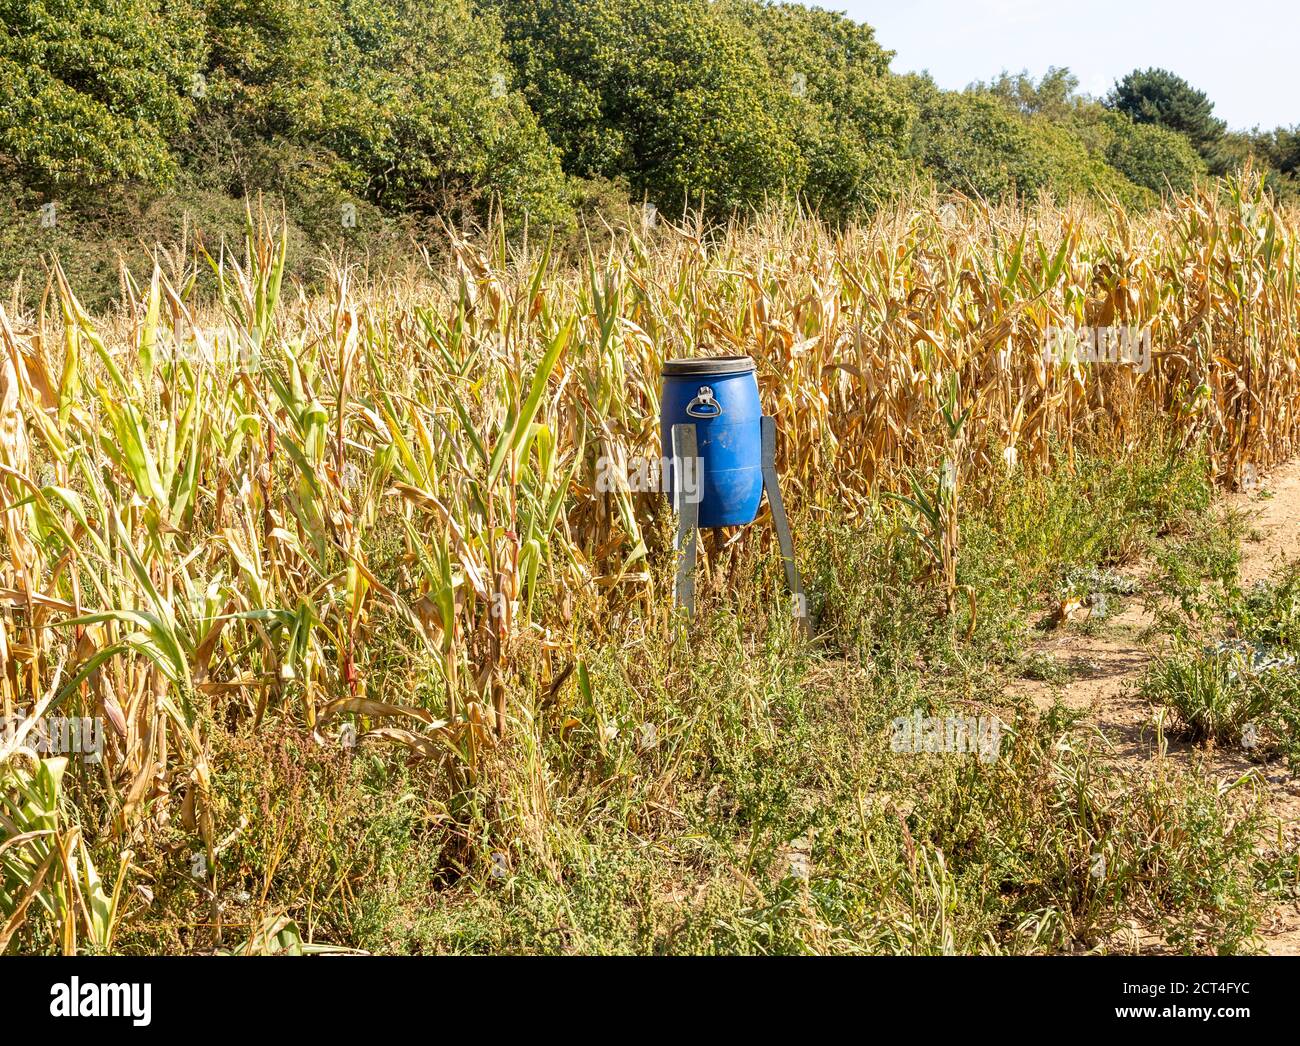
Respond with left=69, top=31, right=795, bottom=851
left=492, top=0, right=805, bottom=215
left=1105, top=115, right=1205, bottom=195
left=905, top=78, right=1050, bottom=200
left=0, top=0, right=204, bottom=191
left=720, top=0, right=914, bottom=220
left=198, top=0, right=570, bottom=224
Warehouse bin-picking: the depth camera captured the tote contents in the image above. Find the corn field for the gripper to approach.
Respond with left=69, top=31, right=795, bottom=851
left=2, top=174, right=1299, bottom=951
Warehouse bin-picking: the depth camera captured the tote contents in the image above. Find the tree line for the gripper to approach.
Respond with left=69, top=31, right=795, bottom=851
left=2, top=0, right=1295, bottom=303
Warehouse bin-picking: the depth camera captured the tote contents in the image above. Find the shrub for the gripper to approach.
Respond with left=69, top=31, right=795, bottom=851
left=1105, top=114, right=1205, bottom=195
left=720, top=0, right=914, bottom=220
left=0, top=0, right=205, bottom=191
left=904, top=78, right=1051, bottom=200
left=493, top=0, right=804, bottom=215
left=200, top=0, right=572, bottom=225
left=1142, top=649, right=1274, bottom=744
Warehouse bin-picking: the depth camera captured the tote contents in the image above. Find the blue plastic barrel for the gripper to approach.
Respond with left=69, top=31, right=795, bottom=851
left=660, top=356, right=763, bottom=527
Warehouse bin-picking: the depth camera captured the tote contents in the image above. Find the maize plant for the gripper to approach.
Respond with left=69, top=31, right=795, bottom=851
left=1, top=174, right=1300, bottom=948
left=0, top=757, right=122, bottom=954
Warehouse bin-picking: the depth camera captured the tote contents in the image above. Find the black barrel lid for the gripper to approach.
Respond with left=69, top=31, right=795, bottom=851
left=661, top=355, right=755, bottom=377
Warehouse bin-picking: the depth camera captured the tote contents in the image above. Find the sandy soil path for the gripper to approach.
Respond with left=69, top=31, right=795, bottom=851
left=1007, top=460, right=1300, bottom=954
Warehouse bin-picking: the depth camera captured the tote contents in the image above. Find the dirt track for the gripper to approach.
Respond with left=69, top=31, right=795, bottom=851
left=1008, top=461, right=1300, bottom=954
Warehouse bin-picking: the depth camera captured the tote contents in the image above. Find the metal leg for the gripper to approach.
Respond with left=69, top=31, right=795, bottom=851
left=761, top=416, right=808, bottom=634
left=671, top=423, right=699, bottom=618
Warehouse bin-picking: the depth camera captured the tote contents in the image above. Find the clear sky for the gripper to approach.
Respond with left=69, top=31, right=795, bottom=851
left=828, top=0, right=1297, bottom=131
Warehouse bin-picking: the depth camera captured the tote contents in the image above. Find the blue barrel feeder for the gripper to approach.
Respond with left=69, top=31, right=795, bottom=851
left=660, top=355, right=763, bottom=528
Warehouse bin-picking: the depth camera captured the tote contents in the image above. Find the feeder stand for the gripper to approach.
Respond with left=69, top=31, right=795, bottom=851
left=671, top=416, right=808, bottom=632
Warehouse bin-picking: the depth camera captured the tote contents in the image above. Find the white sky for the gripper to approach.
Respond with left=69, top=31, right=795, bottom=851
left=827, top=0, right=1298, bottom=131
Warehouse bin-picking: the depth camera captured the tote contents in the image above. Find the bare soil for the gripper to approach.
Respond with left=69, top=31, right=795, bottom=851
left=1007, top=461, right=1300, bottom=954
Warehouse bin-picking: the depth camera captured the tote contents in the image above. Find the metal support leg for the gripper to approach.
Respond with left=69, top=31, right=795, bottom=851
left=671, top=423, right=699, bottom=618
left=761, top=416, right=808, bottom=634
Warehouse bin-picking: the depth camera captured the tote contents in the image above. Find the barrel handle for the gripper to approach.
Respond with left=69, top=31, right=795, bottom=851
left=685, top=385, right=723, bottom=419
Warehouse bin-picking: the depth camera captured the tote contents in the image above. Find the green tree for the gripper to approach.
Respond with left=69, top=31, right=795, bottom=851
left=1104, top=113, right=1204, bottom=195
left=905, top=77, right=1050, bottom=199
left=319, top=0, right=569, bottom=222
left=200, top=0, right=331, bottom=137
left=0, top=0, right=205, bottom=190
left=198, top=0, right=571, bottom=225
left=1108, top=68, right=1226, bottom=158
left=974, top=67, right=1195, bottom=204
left=720, top=0, right=913, bottom=221
left=491, top=0, right=804, bottom=215
left=1240, top=126, right=1300, bottom=178
left=985, top=66, right=1083, bottom=122
left=1208, top=127, right=1300, bottom=204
